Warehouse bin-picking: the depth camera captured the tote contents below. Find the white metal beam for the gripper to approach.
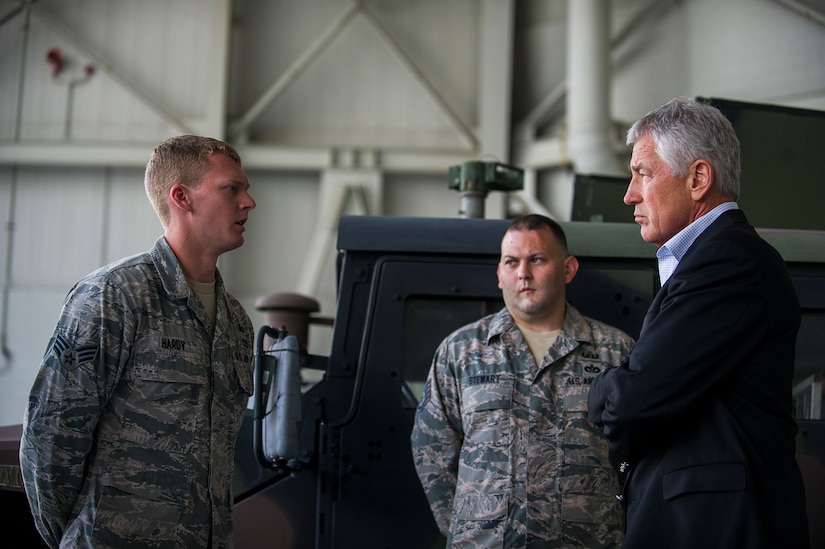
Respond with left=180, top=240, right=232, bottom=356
left=202, top=0, right=233, bottom=138
left=566, top=0, right=624, bottom=175
left=295, top=168, right=383, bottom=296
left=0, top=142, right=472, bottom=173
left=478, top=0, right=514, bottom=162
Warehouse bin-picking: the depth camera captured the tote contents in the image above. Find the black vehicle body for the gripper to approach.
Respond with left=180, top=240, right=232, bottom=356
left=230, top=215, right=825, bottom=549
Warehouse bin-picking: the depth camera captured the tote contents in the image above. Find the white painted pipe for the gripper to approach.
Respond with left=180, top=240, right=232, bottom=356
left=566, top=0, right=624, bottom=175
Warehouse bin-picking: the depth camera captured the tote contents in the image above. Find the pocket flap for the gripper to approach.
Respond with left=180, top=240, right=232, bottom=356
left=662, top=461, right=745, bottom=500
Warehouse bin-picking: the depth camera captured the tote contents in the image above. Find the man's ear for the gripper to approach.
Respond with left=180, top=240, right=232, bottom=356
left=564, top=255, right=579, bottom=284
left=689, top=159, right=713, bottom=200
left=170, top=183, right=192, bottom=213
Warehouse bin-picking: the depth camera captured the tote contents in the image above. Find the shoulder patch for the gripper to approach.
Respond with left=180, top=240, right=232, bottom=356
left=52, top=333, right=98, bottom=371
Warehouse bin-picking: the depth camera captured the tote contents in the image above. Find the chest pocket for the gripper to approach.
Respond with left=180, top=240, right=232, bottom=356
left=119, top=329, right=208, bottom=451
left=461, top=374, right=513, bottom=452
left=561, top=383, right=590, bottom=413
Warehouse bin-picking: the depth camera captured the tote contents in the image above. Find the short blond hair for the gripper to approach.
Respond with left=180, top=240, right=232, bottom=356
left=144, top=135, right=242, bottom=227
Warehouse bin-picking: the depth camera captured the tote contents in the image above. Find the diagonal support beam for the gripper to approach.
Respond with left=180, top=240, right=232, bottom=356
left=0, top=1, right=24, bottom=28
left=361, top=3, right=478, bottom=150
left=229, top=1, right=362, bottom=141
left=230, top=0, right=478, bottom=151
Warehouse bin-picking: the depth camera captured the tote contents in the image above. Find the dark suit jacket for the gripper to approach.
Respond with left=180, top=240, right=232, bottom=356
left=588, top=209, right=809, bottom=548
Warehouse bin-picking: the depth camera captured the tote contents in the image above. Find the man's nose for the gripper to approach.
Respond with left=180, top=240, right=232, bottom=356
left=623, top=179, right=639, bottom=205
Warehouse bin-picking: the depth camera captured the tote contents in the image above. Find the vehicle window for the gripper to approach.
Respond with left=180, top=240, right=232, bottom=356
left=790, top=272, right=825, bottom=421
left=793, top=311, right=825, bottom=420
left=403, top=297, right=503, bottom=403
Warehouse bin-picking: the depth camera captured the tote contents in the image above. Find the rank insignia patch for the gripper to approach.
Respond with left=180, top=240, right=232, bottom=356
left=52, top=333, right=98, bottom=371
left=418, top=378, right=431, bottom=411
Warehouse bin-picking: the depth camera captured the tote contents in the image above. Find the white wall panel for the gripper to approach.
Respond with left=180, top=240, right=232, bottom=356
left=51, top=0, right=227, bottom=133
left=1, top=0, right=230, bottom=143
left=220, top=169, right=321, bottom=298
left=15, top=15, right=70, bottom=141
left=103, top=167, right=163, bottom=263
left=609, top=4, right=691, bottom=126
left=0, top=289, right=68, bottom=427
left=12, top=167, right=106, bottom=286
left=612, top=0, right=825, bottom=124
left=686, top=0, right=825, bottom=109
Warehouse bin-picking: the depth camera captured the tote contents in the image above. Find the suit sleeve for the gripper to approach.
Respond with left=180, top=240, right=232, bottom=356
left=589, top=237, right=773, bottom=468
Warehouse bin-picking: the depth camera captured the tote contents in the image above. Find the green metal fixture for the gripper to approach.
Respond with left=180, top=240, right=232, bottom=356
left=448, top=161, right=524, bottom=218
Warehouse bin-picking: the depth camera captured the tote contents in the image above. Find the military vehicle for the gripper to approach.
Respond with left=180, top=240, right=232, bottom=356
left=2, top=206, right=824, bottom=549
left=227, top=208, right=825, bottom=548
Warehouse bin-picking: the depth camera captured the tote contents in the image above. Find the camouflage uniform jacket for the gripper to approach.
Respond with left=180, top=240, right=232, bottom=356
left=19, top=237, right=254, bottom=549
left=411, top=304, right=633, bottom=548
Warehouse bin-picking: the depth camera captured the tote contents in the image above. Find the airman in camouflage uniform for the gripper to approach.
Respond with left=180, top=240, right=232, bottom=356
left=19, top=135, right=256, bottom=548
left=411, top=214, right=633, bottom=548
